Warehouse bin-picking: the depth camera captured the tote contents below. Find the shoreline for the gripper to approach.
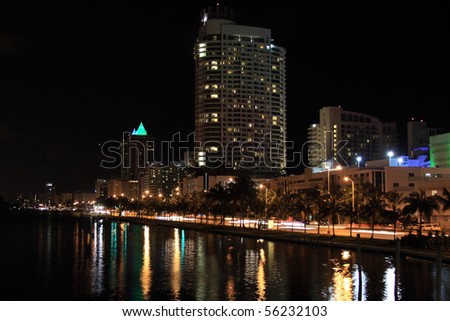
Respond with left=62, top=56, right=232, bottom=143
left=4, top=210, right=450, bottom=264
left=98, top=214, right=450, bottom=264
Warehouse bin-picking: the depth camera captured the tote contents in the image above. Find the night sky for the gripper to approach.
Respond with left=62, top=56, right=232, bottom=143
left=1, top=0, right=449, bottom=201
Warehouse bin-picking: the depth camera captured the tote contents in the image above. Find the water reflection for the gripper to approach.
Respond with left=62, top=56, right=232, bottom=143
left=1, top=216, right=449, bottom=301
left=384, top=266, right=396, bottom=301
left=140, top=225, right=151, bottom=299
left=91, top=220, right=104, bottom=296
left=330, top=250, right=353, bottom=301
left=225, top=241, right=236, bottom=301
left=256, top=247, right=266, bottom=301
left=172, top=228, right=181, bottom=300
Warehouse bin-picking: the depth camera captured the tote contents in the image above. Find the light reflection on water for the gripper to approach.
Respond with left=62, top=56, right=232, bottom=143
left=1, top=215, right=449, bottom=301
left=140, top=225, right=151, bottom=299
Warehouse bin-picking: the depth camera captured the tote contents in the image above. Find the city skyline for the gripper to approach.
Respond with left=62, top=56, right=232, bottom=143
left=1, top=1, right=449, bottom=201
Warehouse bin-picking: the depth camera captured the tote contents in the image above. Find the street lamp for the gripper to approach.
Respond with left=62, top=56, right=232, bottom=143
left=171, top=186, right=180, bottom=198
left=326, top=165, right=342, bottom=193
left=397, top=157, right=403, bottom=166
left=387, top=151, right=394, bottom=166
left=356, top=156, right=362, bottom=168
left=259, top=184, right=268, bottom=227
left=259, top=184, right=268, bottom=204
left=344, top=177, right=355, bottom=212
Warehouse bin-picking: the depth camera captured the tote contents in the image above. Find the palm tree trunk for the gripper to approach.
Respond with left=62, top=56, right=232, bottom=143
left=304, top=214, right=307, bottom=234
left=240, top=202, right=245, bottom=228
left=349, top=211, right=353, bottom=237
left=371, top=218, right=375, bottom=239
left=419, top=211, right=423, bottom=232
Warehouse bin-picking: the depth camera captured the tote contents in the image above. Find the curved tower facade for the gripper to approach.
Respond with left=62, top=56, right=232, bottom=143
left=194, top=5, right=287, bottom=177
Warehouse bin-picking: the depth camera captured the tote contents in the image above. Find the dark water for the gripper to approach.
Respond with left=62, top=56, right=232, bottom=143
left=1, top=214, right=448, bottom=300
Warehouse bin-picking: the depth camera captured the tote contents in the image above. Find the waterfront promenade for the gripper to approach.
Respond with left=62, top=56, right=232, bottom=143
left=5, top=209, right=450, bottom=264
left=89, top=212, right=450, bottom=265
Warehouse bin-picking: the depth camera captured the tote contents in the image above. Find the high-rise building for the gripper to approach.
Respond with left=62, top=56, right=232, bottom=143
left=121, top=122, right=154, bottom=193
left=107, top=178, right=139, bottom=200
left=430, top=132, right=450, bottom=168
left=307, top=106, right=399, bottom=168
left=140, top=161, right=187, bottom=197
left=193, top=5, right=287, bottom=177
left=95, top=179, right=108, bottom=199
left=44, top=182, right=56, bottom=207
left=407, top=118, right=443, bottom=158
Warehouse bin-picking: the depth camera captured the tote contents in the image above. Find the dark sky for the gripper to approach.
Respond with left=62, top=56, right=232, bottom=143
left=1, top=0, right=449, bottom=201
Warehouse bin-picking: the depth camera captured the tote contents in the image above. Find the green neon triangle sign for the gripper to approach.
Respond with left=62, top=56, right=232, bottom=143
left=132, top=122, right=148, bottom=136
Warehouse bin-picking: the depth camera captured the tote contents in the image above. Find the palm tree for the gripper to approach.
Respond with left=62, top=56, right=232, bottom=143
left=435, top=187, right=450, bottom=213
left=173, top=194, right=191, bottom=219
left=290, top=188, right=319, bottom=234
left=188, top=191, right=207, bottom=223
left=266, top=190, right=287, bottom=228
left=310, top=186, right=327, bottom=235
left=402, top=190, right=441, bottom=234
left=384, top=191, right=405, bottom=239
left=229, top=171, right=257, bottom=228
left=360, top=190, right=386, bottom=239
left=208, top=184, right=232, bottom=225
left=322, top=193, right=345, bottom=236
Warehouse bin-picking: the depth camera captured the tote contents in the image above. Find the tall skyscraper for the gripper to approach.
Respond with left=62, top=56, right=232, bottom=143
left=121, top=122, right=154, bottom=194
left=307, top=106, right=399, bottom=168
left=193, top=5, right=287, bottom=177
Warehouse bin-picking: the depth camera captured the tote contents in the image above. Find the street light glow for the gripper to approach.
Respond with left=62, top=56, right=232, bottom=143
left=387, top=151, right=394, bottom=166
left=344, top=177, right=355, bottom=212
left=327, top=165, right=342, bottom=193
